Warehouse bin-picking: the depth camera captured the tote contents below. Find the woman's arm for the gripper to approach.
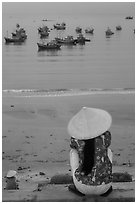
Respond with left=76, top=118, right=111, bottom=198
left=70, top=149, right=79, bottom=174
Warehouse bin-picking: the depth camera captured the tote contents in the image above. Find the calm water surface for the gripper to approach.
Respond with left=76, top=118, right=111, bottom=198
left=2, top=13, right=135, bottom=91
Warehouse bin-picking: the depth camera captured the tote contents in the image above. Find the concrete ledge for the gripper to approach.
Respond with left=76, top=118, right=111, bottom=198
left=3, top=182, right=135, bottom=202
left=2, top=172, right=135, bottom=202
left=50, top=172, right=132, bottom=184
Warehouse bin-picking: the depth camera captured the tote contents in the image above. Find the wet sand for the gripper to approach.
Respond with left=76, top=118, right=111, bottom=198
left=2, top=92, right=135, bottom=200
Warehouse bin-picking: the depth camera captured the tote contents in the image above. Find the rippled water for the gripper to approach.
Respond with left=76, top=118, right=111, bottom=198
left=2, top=12, right=135, bottom=91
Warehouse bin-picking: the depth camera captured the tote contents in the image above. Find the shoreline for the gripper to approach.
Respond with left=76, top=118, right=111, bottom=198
left=2, top=87, right=135, bottom=98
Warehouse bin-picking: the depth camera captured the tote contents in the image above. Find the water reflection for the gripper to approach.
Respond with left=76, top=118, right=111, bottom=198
left=37, top=49, right=60, bottom=57
left=4, top=41, right=26, bottom=46
left=105, top=35, right=112, bottom=39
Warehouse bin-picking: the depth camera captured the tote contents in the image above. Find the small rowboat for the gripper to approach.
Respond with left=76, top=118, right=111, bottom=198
left=76, top=34, right=90, bottom=44
left=105, top=27, right=114, bottom=36
left=75, top=27, right=82, bottom=33
left=85, top=27, right=94, bottom=34
left=125, top=16, right=133, bottom=19
left=116, top=25, right=122, bottom=31
left=37, top=41, right=61, bottom=50
left=55, top=36, right=77, bottom=45
left=54, top=22, right=66, bottom=30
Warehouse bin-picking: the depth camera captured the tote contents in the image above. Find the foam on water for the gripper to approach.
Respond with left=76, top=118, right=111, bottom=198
left=2, top=88, right=135, bottom=97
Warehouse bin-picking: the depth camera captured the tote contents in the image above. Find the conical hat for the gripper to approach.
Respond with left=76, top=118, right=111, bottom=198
left=6, top=170, right=17, bottom=178
left=68, top=107, right=112, bottom=140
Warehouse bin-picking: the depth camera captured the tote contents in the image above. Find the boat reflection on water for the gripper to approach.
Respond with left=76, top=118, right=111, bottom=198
left=37, top=49, right=60, bottom=57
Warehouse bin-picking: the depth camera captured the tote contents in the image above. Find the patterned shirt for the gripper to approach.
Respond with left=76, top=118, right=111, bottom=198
left=70, top=131, right=112, bottom=186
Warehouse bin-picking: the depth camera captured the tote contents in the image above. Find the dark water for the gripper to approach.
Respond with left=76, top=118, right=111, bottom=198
left=2, top=13, right=135, bottom=91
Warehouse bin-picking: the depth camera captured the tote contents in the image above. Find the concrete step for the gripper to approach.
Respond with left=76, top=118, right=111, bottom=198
left=2, top=182, right=135, bottom=202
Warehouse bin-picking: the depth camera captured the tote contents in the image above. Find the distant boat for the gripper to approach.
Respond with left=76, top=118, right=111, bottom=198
left=75, top=27, right=82, bottom=33
left=38, top=26, right=50, bottom=33
left=4, top=24, right=27, bottom=44
left=85, top=27, right=94, bottom=34
left=38, top=26, right=50, bottom=38
left=54, top=37, right=64, bottom=44
left=105, top=27, right=114, bottom=36
left=37, top=40, right=61, bottom=50
left=76, top=34, right=90, bottom=44
left=62, top=36, right=77, bottom=45
left=125, top=16, right=133, bottom=20
left=42, top=19, right=48, bottom=21
left=54, top=22, right=66, bottom=30
left=55, top=36, right=77, bottom=45
left=11, top=24, right=27, bottom=39
left=116, top=25, right=122, bottom=31
left=4, top=37, right=25, bottom=43
left=40, top=31, right=49, bottom=38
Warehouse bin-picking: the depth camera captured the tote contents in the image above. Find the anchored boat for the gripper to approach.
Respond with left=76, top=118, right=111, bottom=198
left=76, top=34, right=90, bottom=44
left=54, top=22, right=66, bottom=30
left=75, top=27, right=82, bottom=33
left=4, top=24, right=27, bottom=44
left=4, top=37, right=25, bottom=43
left=55, top=36, right=77, bottom=45
left=116, top=25, right=122, bottom=31
left=105, top=27, right=114, bottom=36
left=85, top=27, right=94, bottom=34
left=37, top=40, right=61, bottom=50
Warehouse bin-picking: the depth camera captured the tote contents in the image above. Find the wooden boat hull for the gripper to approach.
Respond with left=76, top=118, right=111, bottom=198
left=75, top=28, right=82, bottom=33
left=85, top=30, right=94, bottom=34
left=55, top=38, right=77, bottom=45
left=76, top=38, right=90, bottom=44
left=37, top=43, right=61, bottom=50
left=63, top=41, right=77, bottom=45
left=54, top=25, right=66, bottom=30
left=105, top=32, right=114, bottom=36
left=125, top=16, right=133, bottom=19
left=116, top=27, right=122, bottom=31
left=4, top=37, right=25, bottom=43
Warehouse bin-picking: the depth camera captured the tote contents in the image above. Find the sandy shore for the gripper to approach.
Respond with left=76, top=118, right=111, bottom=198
left=2, top=92, right=135, bottom=197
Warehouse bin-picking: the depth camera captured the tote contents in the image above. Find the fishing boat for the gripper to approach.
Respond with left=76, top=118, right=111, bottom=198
left=54, top=22, right=66, bottom=30
left=37, top=40, right=61, bottom=50
left=54, top=37, right=64, bottom=44
left=55, top=36, right=77, bottom=45
left=4, top=37, right=25, bottom=43
left=116, top=25, right=122, bottom=31
left=76, top=34, right=90, bottom=44
left=4, top=24, right=27, bottom=44
left=38, top=26, right=50, bottom=38
left=75, top=27, right=82, bottom=33
left=40, top=31, right=49, bottom=38
left=85, top=27, right=94, bottom=34
left=42, top=19, right=48, bottom=21
left=11, top=24, right=27, bottom=39
left=62, top=36, right=77, bottom=45
left=125, top=16, right=133, bottom=19
left=105, top=27, right=114, bottom=36
left=38, top=26, right=50, bottom=33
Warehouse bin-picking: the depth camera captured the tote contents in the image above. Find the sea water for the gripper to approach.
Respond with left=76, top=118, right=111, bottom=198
left=2, top=5, right=135, bottom=95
